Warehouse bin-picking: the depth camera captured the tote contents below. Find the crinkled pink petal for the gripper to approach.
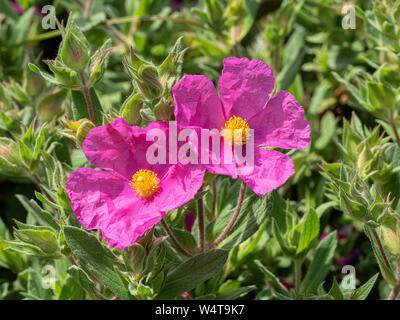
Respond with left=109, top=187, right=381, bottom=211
left=189, top=127, right=237, bottom=178
left=82, top=118, right=144, bottom=179
left=65, top=167, right=164, bottom=250
left=173, top=75, right=226, bottom=130
left=153, top=163, right=205, bottom=212
left=219, top=57, right=275, bottom=120
left=249, top=91, right=310, bottom=149
left=101, top=202, right=164, bottom=250
left=65, top=168, right=131, bottom=230
left=238, top=147, right=294, bottom=196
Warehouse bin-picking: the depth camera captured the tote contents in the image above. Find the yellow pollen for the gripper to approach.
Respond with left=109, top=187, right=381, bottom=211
left=129, top=169, right=160, bottom=199
left=221, top=116, right=251, bottom=145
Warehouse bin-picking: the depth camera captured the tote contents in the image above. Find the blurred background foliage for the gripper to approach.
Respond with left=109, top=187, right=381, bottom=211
left=1, top=0, right=400, bottom=300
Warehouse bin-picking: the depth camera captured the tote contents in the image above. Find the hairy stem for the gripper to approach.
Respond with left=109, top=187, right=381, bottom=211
left=371, top=228, right=393, bottom=273
left=161, top=219, right=193, bottom=258
left=197, top=197, right=205, bottom=253
left=390, top=120, right=400, bottom=147
left=211, top=179, right=217, bottom=219
left=208, top=182, right=246, bottom=249
left=79, top=72, right=96, bottom=124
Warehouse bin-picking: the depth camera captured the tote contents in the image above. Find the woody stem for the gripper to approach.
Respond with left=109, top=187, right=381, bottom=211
left=197, top=197, right=205, bottom=253
left=79, top=72, right=96, bottom=124
left=208, top=182, right=246, bottom=249
left=161, top=219, right=193, bottom=258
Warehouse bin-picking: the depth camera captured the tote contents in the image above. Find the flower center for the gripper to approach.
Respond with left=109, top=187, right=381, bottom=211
left=129, top=169, right=160, bottom=199
left=221, top=116, right=251, bottom=145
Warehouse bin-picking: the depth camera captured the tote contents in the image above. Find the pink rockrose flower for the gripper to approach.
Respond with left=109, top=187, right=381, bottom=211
left=172, top=57, right=310, bottom=195
left=65, top=118, right=205, bottom=250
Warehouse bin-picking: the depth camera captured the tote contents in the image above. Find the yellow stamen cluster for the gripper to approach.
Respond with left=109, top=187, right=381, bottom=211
left=129, top=169, right=160, bottom=199
left=221, top=116, right=251, bottom=145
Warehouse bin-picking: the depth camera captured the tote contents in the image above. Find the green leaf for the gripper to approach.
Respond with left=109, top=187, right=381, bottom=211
left=300, top=231, right=337, bottom=294
left=254, top=260, right=289, bottom=296
left=63, top=226, right=132, bottom=300
left=206, top=191, right=273, bottom=249
left=22, top=268, right=54, bottom=300
left=296, top=208, right=319, bottom=257
left=67, top=265, right=105, bottom=300
left=156, top=249, right=229, bottom=299
left=351, top=273, right=379, bottom=300
left=277, top=27, right=306, bottom=90
left=215, top=285, right=256, bottom=300
left=15, top=194, right=59, bottom=231
left=328, top=278, right=344, bottom=300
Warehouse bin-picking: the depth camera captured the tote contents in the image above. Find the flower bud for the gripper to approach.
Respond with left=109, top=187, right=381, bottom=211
left=135, top=65, right=163, bottom=100
left=61, top=118, right=95, bottom=146
left=380, top=214, right=400, bottom=257
left=127, top=243, right=147, bottom=274
left=0, top=138, right=28, bottom=177
left=88, top=39, right=112, bottom=88
left=339, top=188, right=369, bottom=223
left=154, top=98, right=173, bottom=121
left=45, top=59, right=81, bottom=90
left=60, top=19, right=90, bottom=72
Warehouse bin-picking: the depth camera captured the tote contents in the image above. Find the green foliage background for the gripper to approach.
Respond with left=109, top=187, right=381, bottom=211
left=1, top=0, right=400, bottom=300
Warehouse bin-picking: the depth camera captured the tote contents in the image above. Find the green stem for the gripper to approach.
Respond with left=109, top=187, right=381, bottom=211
left=197, top=197, right=205, bottom=253
left=390, top=120, right=400, bottom=147
left=79, top=72, right=96, bottom=124
left=211, top=179, right=217, bottom=218
left=388, top=260, right=400, bottom=300
left=208, top=182, right=246, bottom=249
left=294, top=260, right=302, bottom=292
left=161, top=219, right=193, bottom=258
left=106, top=15, right=208, bottom=30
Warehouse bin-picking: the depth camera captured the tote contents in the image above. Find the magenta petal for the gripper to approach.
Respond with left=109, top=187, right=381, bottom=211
left=238, top=147, right=294, bottom=196
left=82, top=118, right=141, bottom=179
left=173, top=75, right=226, bottom=130
left=101, top=204, right=164, bottom=250
left=249, top=91, right=310, bottom=149
left=65, top=167, right=132, bottom=230
left=219, top=57, right=275, bottom=120
left=65, top=167, right=164, bottom=250
left=153, top=164, right=205, bottom=212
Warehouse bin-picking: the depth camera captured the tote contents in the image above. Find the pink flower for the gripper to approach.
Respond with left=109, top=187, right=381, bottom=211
left=173, top=57, right=310, bottom=195
left=11, top=2, right=24, bottom=14
left=184, top=213, right=195, bottom=232
left=65, top=118, right=205, bottom=250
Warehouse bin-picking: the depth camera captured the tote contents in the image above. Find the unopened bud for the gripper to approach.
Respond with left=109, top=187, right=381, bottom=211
left=154, top=98, right=173, bottom=121
left=60, top=20, right=90, bottom=72
left=135, top=65, right=163, bottom=100
left=61, top=118, right=95, bottom=146
left=0, top=138, right=28, bottom=177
